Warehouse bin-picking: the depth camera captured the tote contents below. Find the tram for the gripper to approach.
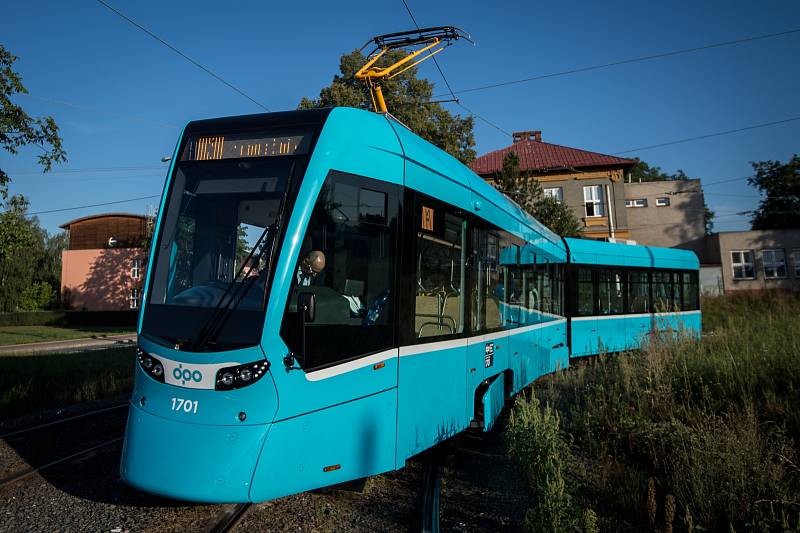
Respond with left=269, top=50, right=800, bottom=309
left=120, top=106, right=700, bottom=503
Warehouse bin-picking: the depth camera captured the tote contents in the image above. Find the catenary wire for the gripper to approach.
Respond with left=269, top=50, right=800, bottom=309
left=94, top=0, right=270, bottom=112
left=9, top=165, right=166, bottom=176
left=612, top=116, right=800, bottom=154
left=435, top=28, right=800, bottom=98
left=29, top=194, right=161, bottom=215
left=398, top=0, right=512, bottom=138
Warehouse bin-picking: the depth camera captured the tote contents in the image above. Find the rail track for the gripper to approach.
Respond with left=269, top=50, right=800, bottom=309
left=0, top=436, right=122, bottom=490
left=207, top=503, right=252, bottom=533
left=421, top=461, right=442, bottom=533
left=0, top=402, right=128, bottom=440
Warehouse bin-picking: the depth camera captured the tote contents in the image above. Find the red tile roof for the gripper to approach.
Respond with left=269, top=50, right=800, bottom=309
left=469, top=139, right=637, bottom=177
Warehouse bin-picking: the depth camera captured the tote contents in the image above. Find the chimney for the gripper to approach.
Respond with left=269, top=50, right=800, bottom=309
left=512, top=130, right=542, bottom=143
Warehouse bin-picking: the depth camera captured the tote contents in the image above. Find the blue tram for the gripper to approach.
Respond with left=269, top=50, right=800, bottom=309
left=121, top=107, right=700, bottom=503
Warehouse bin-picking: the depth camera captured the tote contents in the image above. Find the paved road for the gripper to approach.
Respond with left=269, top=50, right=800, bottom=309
left=0, top=334, right=136, bottom=355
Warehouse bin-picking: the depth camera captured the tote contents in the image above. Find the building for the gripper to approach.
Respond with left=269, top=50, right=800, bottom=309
left=624, top=179, right=707, bottom=261
left=470, top=130, right=637, bottom=240
left=702, top=229, right=800, bottom=293
left=60, top=213, right=148, bottom=311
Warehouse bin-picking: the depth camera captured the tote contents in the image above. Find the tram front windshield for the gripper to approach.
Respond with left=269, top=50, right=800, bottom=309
left=141, top=157, right=299, bottom=351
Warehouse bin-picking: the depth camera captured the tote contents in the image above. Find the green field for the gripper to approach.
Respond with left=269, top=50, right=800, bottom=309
left=0, top=325, right=134, bottom=346
left=0, top=347, right=135, bottom=419
left=508, top=291, right=800, bottom=532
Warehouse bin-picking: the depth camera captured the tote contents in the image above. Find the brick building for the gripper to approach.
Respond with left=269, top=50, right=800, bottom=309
left=60, top=213, right=148, bottom=311
left=470, top=130, right=637, bottom=240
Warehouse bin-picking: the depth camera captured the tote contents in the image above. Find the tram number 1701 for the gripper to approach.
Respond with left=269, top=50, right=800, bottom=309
left=171, top=397, right=199, bottom=414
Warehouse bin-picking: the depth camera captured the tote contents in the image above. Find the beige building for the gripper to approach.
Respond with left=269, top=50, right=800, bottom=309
left=470, top=130, right=637, bottom=240
left=60, top=213, right=147, bottom=311
left=624, top=179, right=707, bottom=261
left=704, top=229, right=800, bottom=293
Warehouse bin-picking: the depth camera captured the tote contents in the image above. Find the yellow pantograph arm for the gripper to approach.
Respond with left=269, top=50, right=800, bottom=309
left=355, top=38, right=443, bottom=81
left=356, top=38, right=449, bottom=113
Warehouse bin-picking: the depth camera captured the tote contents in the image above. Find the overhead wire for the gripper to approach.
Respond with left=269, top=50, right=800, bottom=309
left=612, top=116, right=800, bottom=154
left=94, top=0, right=270, bottom=112
left=398, top=0, right=512, bottom=137
left=29, top=194, right=161, bottom=216
left=435, top=27, right=800, bottom=98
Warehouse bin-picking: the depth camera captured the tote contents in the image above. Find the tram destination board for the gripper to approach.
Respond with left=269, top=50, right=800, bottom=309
left=181, top=130, right=311, bottom=161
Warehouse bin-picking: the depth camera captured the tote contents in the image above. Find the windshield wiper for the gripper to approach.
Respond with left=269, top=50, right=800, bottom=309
left=189, top=161, right=296, bottom=351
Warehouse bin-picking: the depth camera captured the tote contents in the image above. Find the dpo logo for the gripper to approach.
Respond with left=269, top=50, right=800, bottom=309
left=173, top=363, right=203, bottom=385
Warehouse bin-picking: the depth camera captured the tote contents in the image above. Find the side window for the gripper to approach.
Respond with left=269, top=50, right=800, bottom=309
left=576, top=268, right=594, bottom=316
left=551, top=264, right=565, bottom=317
left=628, top=271, right=649, bottom=313
left=502, top=244, right=522, bottom=327
left=682, top=271, right=699, bottom=311
left=415, top=204, right=466, bottom=339
left=537, top=263, right=552, bottom=315
left=470, top=227, right=503, bottom=332
left=652, top=271, right=673, bottom=312
left=280, top=172, right=397, bottom=370
left=598, top=270, right=624, bottom=315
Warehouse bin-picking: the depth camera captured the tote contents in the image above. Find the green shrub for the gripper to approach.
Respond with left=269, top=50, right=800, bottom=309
left=507, top=393, right=576, bottom=532
left=530, top=292, right=800, bottom=530
left=0, top=310, right=138, bottom=327
left=19, top=282, right=56, bottom=311
left=0, top=347, right=135, bottom=418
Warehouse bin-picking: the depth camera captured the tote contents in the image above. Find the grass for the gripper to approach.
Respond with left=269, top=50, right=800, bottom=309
left=0, top=325, right=134, bottom=346
left=507, top=291, right=800, bottom=532
left=0, top=347, right=135, bottom=419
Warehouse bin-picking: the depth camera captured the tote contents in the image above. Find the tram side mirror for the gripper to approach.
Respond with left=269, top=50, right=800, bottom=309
left=298, top=292, right=316, bottom=323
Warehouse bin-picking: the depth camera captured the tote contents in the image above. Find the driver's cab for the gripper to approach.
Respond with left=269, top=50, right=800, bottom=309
left=279, top=170, right=399, bottom=371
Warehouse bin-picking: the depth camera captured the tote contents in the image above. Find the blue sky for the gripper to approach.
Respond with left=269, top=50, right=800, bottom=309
left=2, top=0, right=799, bottom=235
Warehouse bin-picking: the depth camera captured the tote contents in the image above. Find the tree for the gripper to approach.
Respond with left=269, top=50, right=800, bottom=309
left=748, top=154, right=800, bottom=230
left=1, top=45, right=66, bottom=200
left=629, top=160, right=689, bottom=183
left=495, top=152, right=582, bottom=237
left=0, top=196, right=41, bottom=311
left=299, top=50, right=476, bottom=164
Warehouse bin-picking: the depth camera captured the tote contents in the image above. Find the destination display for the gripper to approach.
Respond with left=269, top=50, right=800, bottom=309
left=181, top=131, right=311, bottom=161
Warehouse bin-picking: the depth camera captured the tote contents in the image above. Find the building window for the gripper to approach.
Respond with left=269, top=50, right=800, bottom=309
left=762, top=249, right=787, bottom=279
left=625, top=198, right=647, bottom=208
left=131, top=258, right=142, bottom=280
left=792, top=248, right=800, bottom=277
left=543, top=187, right=563, bottom=202
left=730, top=250, right=755, bottom=280
left=129, top=288, right=140, bottom=309
left=655, top=197, right=670, bottom=207
left=583, top=185, right=605, bottom=217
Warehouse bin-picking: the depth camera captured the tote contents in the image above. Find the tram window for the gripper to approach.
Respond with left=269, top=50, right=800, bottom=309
left=628, top=271, right=649, bottom=313
left=522, top=266, right=537, bottom=321
left=551, top=264, right=565, bottom=317
left=598, top=270, right=624, bottom=315
left=652, top=271, right=674, bottom=312
left=576, top=268, right=594, bottom=316
left=537, top=264, right=552, bottom=315
left=280, top=171, right=398, bottom=371
left=470, top=227, right=503, bottom=332
left=415, top=212, right=466, bottom=339
left=682, top=271, right=699, bottom=310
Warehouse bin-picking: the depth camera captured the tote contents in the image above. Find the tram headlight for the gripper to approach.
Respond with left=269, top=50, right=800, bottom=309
left=215, top=360, right=270, bottom=391
left=137, top=348, right=165, bottom=383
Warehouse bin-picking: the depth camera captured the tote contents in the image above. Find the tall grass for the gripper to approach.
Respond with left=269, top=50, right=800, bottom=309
left=509, top=292, right=800, bottom=531
left=0, top=347, right=135, bottom=418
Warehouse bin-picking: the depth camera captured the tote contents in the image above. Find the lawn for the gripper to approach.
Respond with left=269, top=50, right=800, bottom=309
left=507, top=291, right=800, bottom=532
left=0, top=347, right=136, bottom=419
left=0, top=325, right=134, bottom=346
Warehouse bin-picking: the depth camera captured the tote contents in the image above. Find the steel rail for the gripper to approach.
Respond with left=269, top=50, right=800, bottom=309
left=0, top=436, right=123, bottom=490
left=0, top=403, right=128, bottom=440
left=207, top=503, right=252, bottom=533
left=420, top=462, right=442, bottom=533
